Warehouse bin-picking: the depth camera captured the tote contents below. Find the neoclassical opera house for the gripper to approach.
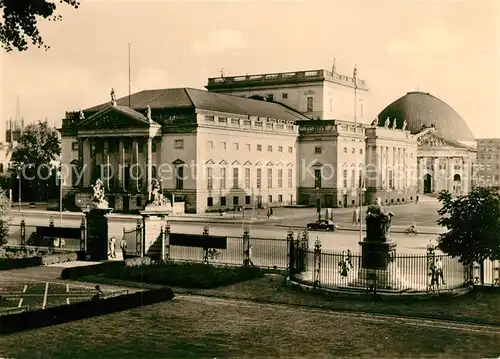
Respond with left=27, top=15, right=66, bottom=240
left=378, top=91, right=477, bottom=196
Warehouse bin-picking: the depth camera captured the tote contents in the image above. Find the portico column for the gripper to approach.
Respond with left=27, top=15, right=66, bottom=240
left=432, top=157, right=439, bottom=193
left=83, top=138, right=91, bottom=187
left=118, top=138, right=125, bottom=190
left=147, top=137, right=153, bottom=197
left=377, top=146, right=382, bottom=188
left=78, top=138, right=84, bottom=188
left=448, top=157, right=453, bottom=191
left=103, top=138, right=110, bottom=189
left=133, top=138, right=139, bottom=191
left=417, top=157, right=423, bottom=193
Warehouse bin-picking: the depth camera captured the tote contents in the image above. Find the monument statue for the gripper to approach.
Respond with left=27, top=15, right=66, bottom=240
left=402, top=120, right=407, bottom=131
left=146, top=105, right=152, bottom=121
left=365, top=197, right=395, bottom=242
left=91, top=179, right=109, bottom=209
left=147, top=179, right=171, bottom=208
left=110, top=88, right=116, bottom=103
left=331, top=58, right=337, bottom=73
left=391, top=118, right=397, bottom=130
left=79, top=109, right=85, bottom=120
left=384, top=117, right=390, bottom=128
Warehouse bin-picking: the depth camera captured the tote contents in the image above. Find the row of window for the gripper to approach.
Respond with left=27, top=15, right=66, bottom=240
left=207, top=167, right=293, bottom=190
left=207, top=194, right=285, bottom=208
left=72, top=140, right=159, bottom=153
left=206, top=140, right=294, bottom=153
left=478, top=154, right=500, bottom=160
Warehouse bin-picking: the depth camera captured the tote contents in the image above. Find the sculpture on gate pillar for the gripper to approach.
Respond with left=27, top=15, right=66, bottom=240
left=365, top=197, right=395, bottom=242
left=90, top=179, right=109, bottom=209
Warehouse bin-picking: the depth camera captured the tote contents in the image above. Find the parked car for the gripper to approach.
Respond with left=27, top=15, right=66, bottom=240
left=306, top=219, right=339, bottom=231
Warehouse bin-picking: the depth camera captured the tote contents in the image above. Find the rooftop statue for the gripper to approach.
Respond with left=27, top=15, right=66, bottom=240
left=79, top=110, right=85, bottom=120
left=384, top=117, right=390, bottom=128
left=91, top=179, right=109, bottom=209
left=402, top=120, right=407, bottom=131
left=391, top=118, right=397, bottom=130
left=371, top=117, right=379, bottom=126
left=365, top=197, right=395, bottom=242
left=110, top=88, right=116, bottom=103
left=146, top=105, right=152, bottom=121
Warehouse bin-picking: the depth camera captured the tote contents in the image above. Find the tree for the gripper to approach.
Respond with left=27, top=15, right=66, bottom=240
left=0, top=188, right=12, bottom=246
left=0, top=0, right=79, bottom=52
left=10, top=120, right=61, bottom=202
left=437, top=188, right=500, bottom=283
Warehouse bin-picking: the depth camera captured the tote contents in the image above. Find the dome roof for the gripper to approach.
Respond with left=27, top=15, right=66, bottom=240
left=377, top=92, right=475, bottom=142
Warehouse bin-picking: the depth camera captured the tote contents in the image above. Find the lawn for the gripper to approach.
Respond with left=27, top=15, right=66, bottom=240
left=0, top=294, right=498, bottom=359
left=81, top=274, right=500, bottom=325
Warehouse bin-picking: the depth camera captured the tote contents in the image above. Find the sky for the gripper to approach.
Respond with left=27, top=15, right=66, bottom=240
left=1, top=0, right=499, bottom=141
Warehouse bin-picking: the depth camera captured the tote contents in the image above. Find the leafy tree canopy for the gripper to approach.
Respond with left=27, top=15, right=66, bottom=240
left=0, top=0, right=79, bottom=52
left=437, top=188, right=500, bottom=265
left=10, top=120, right=61, bottom=172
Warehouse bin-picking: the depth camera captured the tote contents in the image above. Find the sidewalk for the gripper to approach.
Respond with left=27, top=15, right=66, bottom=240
left=274, top=223, right=445, bottom=235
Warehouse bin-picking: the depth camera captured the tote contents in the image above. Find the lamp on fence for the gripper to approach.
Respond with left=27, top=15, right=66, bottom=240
left=16, top=165, right=22, bottom=212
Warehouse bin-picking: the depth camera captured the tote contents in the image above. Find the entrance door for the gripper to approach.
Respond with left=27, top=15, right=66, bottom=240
left=256, top=195, right=262, bottom=209
left=122, top=196, right=130, bottom=212
left=324, top=194, right=333, bottom=208
left=424, top=174, right=432, bottom=194
left=123, top=166, right=130, bottom=191
left=343, top=194, right=348, bottom=208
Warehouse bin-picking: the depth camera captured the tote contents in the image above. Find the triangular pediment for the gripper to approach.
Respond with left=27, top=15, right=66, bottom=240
left=416, top=129, right=470, bottom=149
left=276, top=161, right=283, bottom=167
left=266, top=161, right=274, bottom=166
left=286, top=162, right=293, bottom=166
left=205, top=159, right=215, bottom=165
left=244, top=160, right=252, bottom=166
left=312, top=161, right=323, bottom=167
left=255, top=161, right=262, bottom=166
left=172, top=159, right=185, bottom=165
left=231, top=160, right=240, bottom=166
left=79, top=105, right=156, bottom=130
left=219, top=160, right=227, bottom=165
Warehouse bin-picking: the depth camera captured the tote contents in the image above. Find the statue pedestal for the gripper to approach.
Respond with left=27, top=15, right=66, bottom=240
left=350, top=240, right=410, bottom=291
left=84, top=207, right=113, bottom=261
left=139, top=204, right=171, bottom=258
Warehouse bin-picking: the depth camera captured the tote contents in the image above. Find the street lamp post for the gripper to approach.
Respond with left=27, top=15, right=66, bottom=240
left=316, top=187, right=321, bottom=221
left=17, top=170, right=21, bottom=212
left=57, top=169, right=64, bottom=228
left=359, top=186, right=366, bottom=241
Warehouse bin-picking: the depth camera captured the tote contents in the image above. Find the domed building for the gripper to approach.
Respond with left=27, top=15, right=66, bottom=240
left=377, top=92, right=477, bottom=196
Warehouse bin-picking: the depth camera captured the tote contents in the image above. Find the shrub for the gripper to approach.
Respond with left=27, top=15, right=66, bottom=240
left=0, top=189, right=11, bottom=247
left=0, top=248, right=79, bottom=270
left=102, top=262, right=264, bottom=289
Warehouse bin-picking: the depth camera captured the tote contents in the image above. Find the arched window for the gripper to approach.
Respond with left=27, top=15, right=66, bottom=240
left=152, top=165, right=157, bottom=179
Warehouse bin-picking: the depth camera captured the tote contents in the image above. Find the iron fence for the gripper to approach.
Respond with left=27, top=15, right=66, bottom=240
left=169, top=236, right=289, bottom=269
left=290, top=248, right=467, bottom=293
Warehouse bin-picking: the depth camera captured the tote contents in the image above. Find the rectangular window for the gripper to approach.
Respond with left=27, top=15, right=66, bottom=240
left=359, top=148, right=363, bottom=155
left=234, top=143, right=239, bottom=150
left=257, top=144, right=262, bottom=152
left=359, top=170, right=363, bottom=188
left=245, top=168, right=251, bottom=188
left=267, top=94, right=274, bottom=101
left=233, top=167, right=239, bottom=189
left=388, top=170, right=393, bottom=189
left=268, top=145, right=273, bottom=152
left=246, top=143, right=251, bottom=151
left=207, top=141, right=213, bottom=149
left=220, top=196, right=226, bottom=206
left=314, top=146, right=322, bottom=154
left=267, top=168, right=272, bottom=188
left=278, top=146, right=283, bottom=153
left=282, top=93, right=288, bottom=99
left=72, top=142, right=78, bottom=151
left=314, top=169, right=322, bottom=188
left=351, top=148, right=355, bottom=154
left=306, top=96, right=314, bottom=112
left=175, top=166, right=184, bottom=189
left=207, top=197, right=213, bottom=207
left=269, top=195, right=273, bottom=204
left=233, top=196, right=239, bottom=206
left=220, top=141, right=226, bottom=150
left=256, top=168, right=262, bottom=189
left=245, top=195, right=251, bottom=205
left=207, top=167, right=213, bottom=190
left=343, top=169, right=348, bottom=188
left=288, top=168, right=293, bottom=188
left=152, top=142, right=157, bottom=153
left=278, top=194, right=283, bottom=203
left=220, top=168, right=226, bottom=189
left=278, top=169, right=283, bottom=188
left=174, top=139, right=184, bottom=149
left=343, top=147, right=347, bottom=153
left=288, top=146, right=293, bottom=153
left=351, top=169, right=356, bottom=188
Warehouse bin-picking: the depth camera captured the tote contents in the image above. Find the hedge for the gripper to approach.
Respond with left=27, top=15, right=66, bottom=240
left=60, top=256, right=152, bottom=280
left=101, top=262, right=264, bottom=289
left=0, top=287, right=175, bottom=335
left=0, top=250, right=80, bottom=270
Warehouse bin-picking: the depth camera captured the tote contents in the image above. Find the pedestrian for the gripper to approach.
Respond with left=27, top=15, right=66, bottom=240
left=108, top=236, right=116, bottom=259
left=435, top=257, right=445, bottom=285
left=119, top=237, right=127, bottom=259
left=416, top=195, right=419, bottom=204
left=352, top=207, right=358, bottom=224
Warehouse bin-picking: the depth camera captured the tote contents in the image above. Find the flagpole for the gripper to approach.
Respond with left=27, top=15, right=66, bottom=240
left=353, top=64, right=363, bottom=242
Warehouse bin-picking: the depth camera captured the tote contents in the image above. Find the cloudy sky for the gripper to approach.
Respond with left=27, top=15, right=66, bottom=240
left=1, top=0, right=499, bottom=140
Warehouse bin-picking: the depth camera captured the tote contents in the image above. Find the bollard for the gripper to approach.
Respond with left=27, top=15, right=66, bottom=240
left=20, top=217, right=26, bottom=248
left=80, top=217, right=86, bottom=252
left=135, top=219, right=142, bottom=257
